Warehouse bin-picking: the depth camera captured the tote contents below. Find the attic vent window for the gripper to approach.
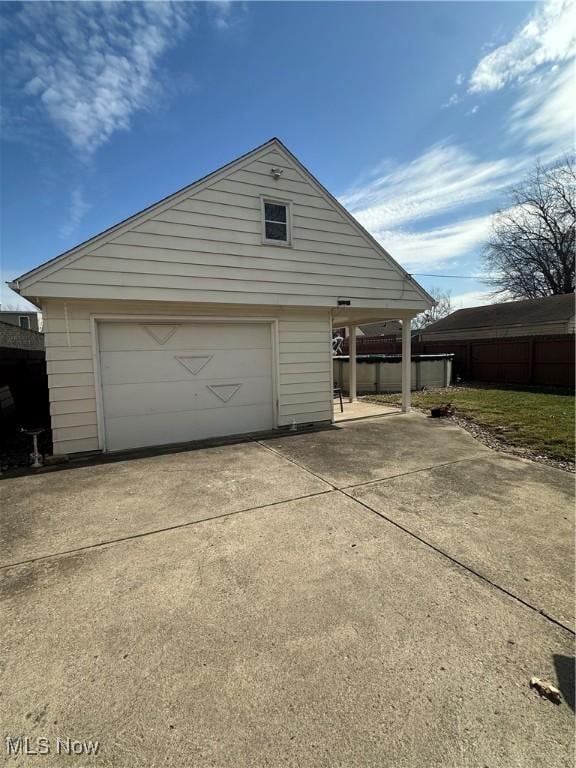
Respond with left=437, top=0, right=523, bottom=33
left=262, top=200, right=291, bottom=245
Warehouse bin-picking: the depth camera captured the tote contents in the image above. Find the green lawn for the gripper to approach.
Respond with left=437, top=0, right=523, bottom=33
left=366, top=386, right=575, bottom=463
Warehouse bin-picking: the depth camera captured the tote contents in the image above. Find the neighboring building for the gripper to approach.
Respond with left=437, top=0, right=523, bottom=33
left=415, top=294, right=575, bottom=387
left=335, top=320, right=418, bottom=355
left=418, top=294, right=575, bottom=341
left=358, top=320, right=401, bottom=337
left=0, top=309, right=40, bottom=331
left=0, top=320, right=44, bottom=351
left=9, top=138, right=432, bottom=456
left=334, top=321, right=400, bottom=338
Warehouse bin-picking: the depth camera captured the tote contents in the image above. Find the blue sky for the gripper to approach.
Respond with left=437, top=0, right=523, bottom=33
left=1, top=0, right=574, bottom=311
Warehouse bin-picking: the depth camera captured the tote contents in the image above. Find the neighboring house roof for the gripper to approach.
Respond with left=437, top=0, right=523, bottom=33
left=420, top=294, right=575, bottom=339
left=358, top=320, right=402, bottom=336
left=0, top=320, right=44, bottom=350
left=0, top=310, right=37, bottom=315
left=9, top=137, right=433, bottom=310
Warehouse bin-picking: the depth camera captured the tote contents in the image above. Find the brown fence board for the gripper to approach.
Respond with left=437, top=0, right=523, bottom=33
left=340, top=334, right=574, bottom=388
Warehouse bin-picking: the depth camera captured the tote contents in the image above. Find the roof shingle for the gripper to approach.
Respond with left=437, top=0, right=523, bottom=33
left=421, top=294, right=575, bottom=334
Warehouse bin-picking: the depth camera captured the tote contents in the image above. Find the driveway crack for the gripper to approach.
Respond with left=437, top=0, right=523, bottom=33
left=254, top=438, right=575, bottom=638
left=0, top=488, right=334, bottom=572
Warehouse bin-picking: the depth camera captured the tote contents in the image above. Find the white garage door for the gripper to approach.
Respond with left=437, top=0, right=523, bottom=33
left=98, top=321, right=275, bottom=451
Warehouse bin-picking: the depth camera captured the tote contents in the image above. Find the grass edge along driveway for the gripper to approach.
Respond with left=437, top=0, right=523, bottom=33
left=367, top=385, right=574, bottom=463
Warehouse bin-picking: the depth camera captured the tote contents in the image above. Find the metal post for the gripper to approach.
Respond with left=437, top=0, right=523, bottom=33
left=401, top=319, right=411, bottom=412
left=348, top=325, right=357, bottom=403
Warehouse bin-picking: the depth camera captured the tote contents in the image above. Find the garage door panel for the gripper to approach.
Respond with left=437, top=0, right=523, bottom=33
left=102, top=376, right=273, bottom=418
left=98, top=321, right=274, bottom=451
left=100, top=348, right=272, bottom=386
left=105, top=404, right=274, bottom=451
left=98, top=322, right=271, bottom=352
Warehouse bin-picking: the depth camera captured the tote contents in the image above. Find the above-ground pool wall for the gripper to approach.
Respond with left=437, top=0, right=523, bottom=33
left=333, top=355, right=453, bottom=394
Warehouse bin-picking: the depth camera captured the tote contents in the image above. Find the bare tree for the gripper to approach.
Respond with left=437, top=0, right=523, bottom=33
left=412, top=288, right=453, bottom=329
left=483, top=157, right=575, bottom=299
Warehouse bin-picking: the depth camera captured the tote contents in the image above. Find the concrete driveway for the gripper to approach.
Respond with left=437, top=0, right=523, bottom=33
left=1, top=413, right=574, bottom=767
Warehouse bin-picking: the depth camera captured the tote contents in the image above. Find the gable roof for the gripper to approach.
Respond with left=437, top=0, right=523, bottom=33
left=10, top=138, right=433, bottom=306
left=421, top=294, right=575, bottom=335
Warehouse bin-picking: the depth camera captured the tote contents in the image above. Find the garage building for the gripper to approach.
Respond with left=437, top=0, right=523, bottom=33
left=10, top=139, right=432, bottom=455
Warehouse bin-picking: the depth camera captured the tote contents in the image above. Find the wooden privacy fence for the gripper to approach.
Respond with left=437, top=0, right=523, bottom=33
left=340, top=334, right=575, bottom=388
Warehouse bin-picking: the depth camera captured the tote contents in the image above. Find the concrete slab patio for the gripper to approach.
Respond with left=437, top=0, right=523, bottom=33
left=1, top=441, right=331, bottom=567
left=333, top=399, right=398, bottom=422
left=349, top=453, right=575, bottom=631
left=1, top=412, right=574, bottom=767
left=262, top=411, right=491, bottom=488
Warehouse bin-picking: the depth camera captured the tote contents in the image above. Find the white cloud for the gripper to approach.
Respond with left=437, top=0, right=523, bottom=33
left=343, top=0, right=575, bottom=280
left=60, top=187, right=91, bottom=238
left=377, top=215, right=492, bottom=270
left=207, top=1, right=234, bottom=30
left=468, top=0, right=576, bottom=93
left=5, top=2, right=193, bottom=154
left=451, top=290, right=494, bottom=309
left=509, top=60, right=575, bottom=152
left=459, top=0, right=575, bottom=154
left=340, top=142, right=532, bottom=272
left=341, top=142, right=519, bottom=235
left=441, top=93, right=461, bottom=109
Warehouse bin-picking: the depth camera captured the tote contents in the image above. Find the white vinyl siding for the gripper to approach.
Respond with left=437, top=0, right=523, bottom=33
left=43, top=300, right=332, bottom=455
left=23, top=147, right=429, bottom=311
